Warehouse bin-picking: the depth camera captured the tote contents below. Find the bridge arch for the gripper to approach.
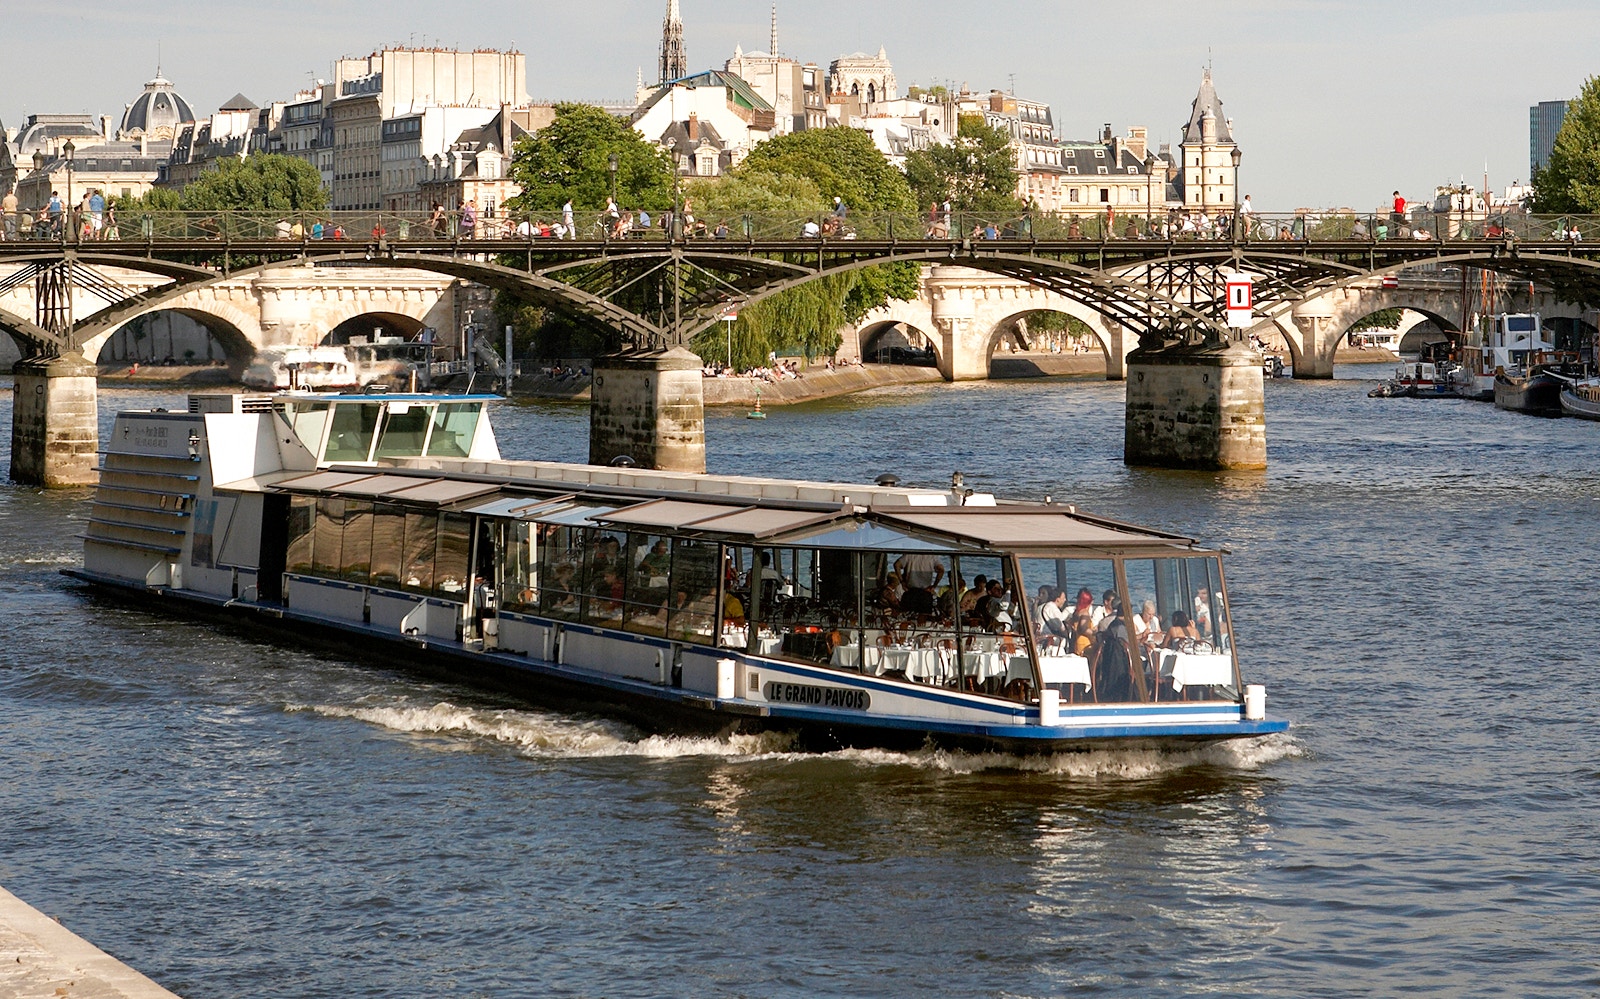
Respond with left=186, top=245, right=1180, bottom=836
left=858, top=319, right=939, bottom=367
left=319, top=307, right=431, bottom=345
left=81, top=303, right=259, bottom=376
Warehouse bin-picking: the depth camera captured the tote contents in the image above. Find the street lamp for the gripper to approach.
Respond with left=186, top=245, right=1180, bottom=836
left=666, top=138, right=681, bottom=239
left=63, top=140, right=76, bottom=241
left=1230, top=146, right=1243, bottom=240
left=607, top=152, right=619, bottom=206
left=1145, top=150, right=1157, bottom=237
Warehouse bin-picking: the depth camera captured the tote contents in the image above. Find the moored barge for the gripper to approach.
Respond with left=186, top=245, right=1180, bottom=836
left=69, top=392, right=1287, bottom=754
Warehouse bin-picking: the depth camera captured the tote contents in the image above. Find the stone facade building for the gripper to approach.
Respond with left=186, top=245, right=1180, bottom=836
left=1175, top=70, right=1239, bottom=212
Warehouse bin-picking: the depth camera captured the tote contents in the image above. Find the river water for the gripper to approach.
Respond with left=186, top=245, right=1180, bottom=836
left=2, top=369, right=1597, bottom=998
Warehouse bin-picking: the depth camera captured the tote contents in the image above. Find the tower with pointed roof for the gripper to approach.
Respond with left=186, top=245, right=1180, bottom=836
left=660, top=0, right=687, bottom=84
left=1177, top=69, right=1238, bottom=212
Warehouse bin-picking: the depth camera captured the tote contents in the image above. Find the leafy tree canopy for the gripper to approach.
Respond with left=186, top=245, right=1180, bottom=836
left=904, top=115, right=1022, bottom=215
left=737, top=127, right=917, bottom=213
left=124, top=154, right=326, bottom=212
left=1533, top=76, right=1600, bottom=213
left=506, top=103, right=673, bottom=212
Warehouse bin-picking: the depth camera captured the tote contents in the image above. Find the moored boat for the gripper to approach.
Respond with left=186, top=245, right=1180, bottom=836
left=1560, top=377, right=1600, bottom=420
left=67, top=391, right=1287, bottom=754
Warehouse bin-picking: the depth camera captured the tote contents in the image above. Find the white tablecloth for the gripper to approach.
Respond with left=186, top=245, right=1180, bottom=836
left=1160, top=651, right=1234, bottom=691
left=831, top=644, right=882, bottom=672
left=879, top=646, right=947, bottom=681
left=1037, top=653, right=1092, bottom=689
left=961, top=650, right=1008, bottom=680
left=754, top=635, right=783, bottom=655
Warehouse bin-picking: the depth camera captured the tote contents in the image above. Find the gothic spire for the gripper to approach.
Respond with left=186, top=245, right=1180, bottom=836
left=770, top=3, right=778, bottom=57
left=660, top=0, right=686, bottom=83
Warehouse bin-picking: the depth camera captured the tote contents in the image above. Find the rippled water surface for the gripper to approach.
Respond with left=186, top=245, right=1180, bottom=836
left=2, top=369, right=1598, bottom=998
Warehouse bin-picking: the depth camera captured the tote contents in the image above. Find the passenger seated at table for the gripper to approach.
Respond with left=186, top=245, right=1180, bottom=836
left=1094, top=589, right=1118, bottom=629
left=1192, top=586, right=1215, bottom=639
left=1072, top=587, right=1095, bottom=620
left=876, top=572, right=903, bottom=611
left=1037, top=587, right=1071, bottom=643
left=1165, top=610, right=1201, bottom=647
left=959, top=575, right=986, bottom=616
left=1071, top=612, right=1098, bottom=657
left=899, top=584, right=935, bottom=615
left=1134, top=600, right=1161, bottom=646
left=722, top=591, right=745, bottom=628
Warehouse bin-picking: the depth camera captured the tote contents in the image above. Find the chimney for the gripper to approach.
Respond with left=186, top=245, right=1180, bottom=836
left=101, top=115, right=113, bottom=140
left=687, top=112, right=698, bottom=140
left=1126, top=126, right=1148, bottom=162
left=1112, top=136, right=1124, bottom=165
left=1102, top=122, right=1112, bottom=143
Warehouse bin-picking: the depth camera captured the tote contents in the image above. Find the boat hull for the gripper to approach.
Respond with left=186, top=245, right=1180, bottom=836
left=1494, top=373, right=1563, bottom=416
left=64, top=569, right=1285, bottom=756
left=1560, top=386, right=1600, bottom=421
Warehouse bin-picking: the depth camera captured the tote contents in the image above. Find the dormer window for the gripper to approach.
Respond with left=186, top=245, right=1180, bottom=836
left=1094, top=149, right=1105, bottom=158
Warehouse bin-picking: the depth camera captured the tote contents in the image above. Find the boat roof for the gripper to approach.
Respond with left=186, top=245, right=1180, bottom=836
left=274, top=392, right=501, bottom=404
left=247, top=464, right=1204, bottom=556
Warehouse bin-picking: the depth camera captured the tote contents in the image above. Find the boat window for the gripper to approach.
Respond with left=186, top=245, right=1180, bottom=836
left=426, top=403, right=480, bottom=458
left=312, top=497, right=345, bottom=577
left=340, top=500, right=374, bottom=584
left=667, top=538, right=719, bottom=643
left=373, top=404, right=434, bottom=459
left=1018, top=557, right=1132, bottom=702
left=719, top=546, right=755, bottom=649
left=323, top=404, right=381, bottom=463
left=282, top=402, right=331, bottom=455
left=624, top=532, right=674, bottom=637
left=500, top=521, right=538, bottom=613
left=368, top=503, right=405, bottom=589
left=400, top=511, right=436, bottom=596
left=1123, top=555, right=1236, bottom=702
left=434, top=513, right=471, bottom=600
left=944, top=554, right=1024, bottom=695
left=538, top=524, right=586, bottom=622
left=285, top=495, right=315, bottom=574
left=748, top=545, right=864, bottom=665
left=580, top=529, right=626, bottom=628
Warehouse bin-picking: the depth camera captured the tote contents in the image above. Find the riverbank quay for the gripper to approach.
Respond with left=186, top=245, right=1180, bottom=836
left=0, top=886, right=180, bottom=999
left=513, top=361, right=948, bottom=406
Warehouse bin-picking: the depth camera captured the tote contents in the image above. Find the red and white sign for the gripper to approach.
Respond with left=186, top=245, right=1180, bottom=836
left=1381, top=275, right=1399, bottom=290
left=1225, top=274, right=1254, bottom=329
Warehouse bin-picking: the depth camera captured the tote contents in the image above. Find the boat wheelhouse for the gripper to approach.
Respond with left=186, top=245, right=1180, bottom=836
left=71, top=392, right=1287, bottom=753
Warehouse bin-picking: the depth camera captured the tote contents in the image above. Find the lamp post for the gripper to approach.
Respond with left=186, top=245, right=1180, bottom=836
left=666, top=138, right=681, bottom=239
left=63, top=139, right=76, bottom=241
left=1145, top=150, right=1157, bottom=237
left=1230, top=146, right=1243, bottom=240
left=607, top=152, right=619, bottom=206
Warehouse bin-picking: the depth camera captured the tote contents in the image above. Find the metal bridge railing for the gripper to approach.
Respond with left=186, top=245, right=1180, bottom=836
left=2, top=207, right=1599, bottom=247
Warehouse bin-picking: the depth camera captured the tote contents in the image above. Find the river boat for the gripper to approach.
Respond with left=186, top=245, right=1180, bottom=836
left=1559, top=376, right=1600, bottom=420
left=66, top=391, right=1287, bottom=754
left=241, top=338, right=435, bottom=392
left=1494, top=363, right=1568, bottom=416
left=1367, top=357, right=1473, bottom=399
left=1464, top=313, right=1549, bottom=403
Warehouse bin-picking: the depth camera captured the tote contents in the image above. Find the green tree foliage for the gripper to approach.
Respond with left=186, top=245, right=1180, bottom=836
left=122, top=155, right=326, bottom=212
left=1347, top=308, right=1404, bottom=333
left=683, top=170, right=826, bottom=220
left=1533, top=77, right=1600, bottom=213
left=738, top=127, right=917, bottom=213
left=904, top=115, right=1021, bottom=215
left=506, top=103, right=673, bottom=211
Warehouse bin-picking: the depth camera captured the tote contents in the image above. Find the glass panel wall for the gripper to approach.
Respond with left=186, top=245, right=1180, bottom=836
left=434, top=513, right=471, bottom=599
left=1124, top=555, right=1236, bottom=701
left=1018, top=557, right=1131, bottom=703
left=324, top=404, right=381, bottom=462
left=538, top=524, right=586, bottom=621
left=747, top=546, right=863, bottom=666
left=311, top=498, right=345, bottom=576
left=340, top=500, right=374, bottom=584
left=624, top=532, right=673, bottom=637
left=580, top=529, right=626, bottom=628
left=282, top=402, right=330, bottom=455
left=285, top=496, right=315, bottom=574
left=949, top=555, right=1021, bottom=694
left=666, top=538, right=719, bottom=643
left=718, top=546, right=755, bottom=649
left=500, top=521, right=538, bottom=612
left=400, top=511, right=436, bottom=595
left=368, top=503, right=405, bottom=590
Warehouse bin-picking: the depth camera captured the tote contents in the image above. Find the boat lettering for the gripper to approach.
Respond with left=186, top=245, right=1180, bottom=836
left=763, top=682, right=870, bottom=711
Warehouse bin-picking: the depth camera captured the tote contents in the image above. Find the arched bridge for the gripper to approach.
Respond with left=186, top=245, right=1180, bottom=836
left=6, top=210, right=1600, bottom=364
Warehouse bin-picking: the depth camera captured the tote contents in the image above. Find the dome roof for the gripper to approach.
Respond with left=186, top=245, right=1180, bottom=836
left=120, top=73, right=196, bottom=140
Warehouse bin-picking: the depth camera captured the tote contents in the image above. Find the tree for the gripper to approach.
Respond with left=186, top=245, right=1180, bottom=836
left=505, top=103, right=673, bottom=211
left=904, top=115, right=1021, bottom=215
left=123, top=154, right=326, bottom=212
left=738, top=127, right=917, bottom=213
left=1533, top=77, right=1600, bottom=213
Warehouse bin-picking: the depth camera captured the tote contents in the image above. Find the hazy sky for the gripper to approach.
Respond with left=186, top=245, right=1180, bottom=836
left=6, top=0, right=1596, bottom=209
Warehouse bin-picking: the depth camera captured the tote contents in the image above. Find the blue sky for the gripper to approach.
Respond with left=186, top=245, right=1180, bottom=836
left=5, top=0, right=1596, bottom=209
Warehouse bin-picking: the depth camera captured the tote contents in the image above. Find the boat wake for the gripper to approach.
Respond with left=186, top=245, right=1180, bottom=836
left=290, top=698, right=1302, bottom=776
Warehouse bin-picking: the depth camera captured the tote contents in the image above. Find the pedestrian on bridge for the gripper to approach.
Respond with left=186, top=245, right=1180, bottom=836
left=461, top=200, right=478, bottom=240
left=562, top=199, right=575, bottom=240
left=1, top=188, right=16, bottom=240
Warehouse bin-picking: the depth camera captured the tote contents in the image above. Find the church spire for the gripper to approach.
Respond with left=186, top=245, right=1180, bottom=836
left=770, top=3, right=778, bottom=57
left=660, top=0, right=686, bottom=83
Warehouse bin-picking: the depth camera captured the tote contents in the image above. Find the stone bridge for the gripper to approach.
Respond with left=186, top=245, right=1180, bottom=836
left=843, top=265, right=1590, bottom=381
left=0, top=263, right=466, bottom=373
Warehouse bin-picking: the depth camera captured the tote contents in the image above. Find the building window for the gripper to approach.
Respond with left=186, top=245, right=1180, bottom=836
left=1094, top=149, right=1105, bottom=158
left=1069, top=189, right=1079, bottom=203
left=1097, top=166, right=1108, bottom=175
left=1127, top=166, right=1138, bottom=174
left=1100, top=188, right=1110, bottom=203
